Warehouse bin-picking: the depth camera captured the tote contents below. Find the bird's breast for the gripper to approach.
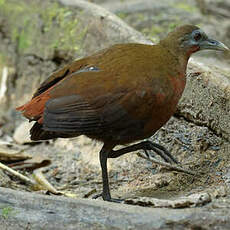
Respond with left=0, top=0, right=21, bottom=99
left=142, top=73, right=186, bottom=137
left=168, top=73, right=186, bottom=100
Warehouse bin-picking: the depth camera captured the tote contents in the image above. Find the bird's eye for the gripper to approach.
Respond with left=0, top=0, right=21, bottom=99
left=193, top=31, right=202, bottom=41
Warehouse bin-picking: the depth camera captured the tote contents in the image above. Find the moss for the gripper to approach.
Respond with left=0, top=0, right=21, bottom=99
left=38, top=2, right=87, bottom=56
left=142, top=25, right=164, bottom=43
left=0, top=1, right=38, bottom=54
left=117, top=12, right=128, bottom=20
left=0, top=0, right=87, bottom=58
left=41, top=3, right=86, bottom=53
left=0, top=55, right=6, bottom=66
left=173, top=2, right=197, bottom=13
left=142, top=21, right=182, bottom=43
left=0, top=0, right=5, bottom=6
left=11, top=18, right=33, bottom=53
left=136, top=13, right=146, bottom=22
left=168, top=22, right=179, bottom=30
left=42, top=5, right=75, bottom=48
left=1, top=206, right=15, bottom=219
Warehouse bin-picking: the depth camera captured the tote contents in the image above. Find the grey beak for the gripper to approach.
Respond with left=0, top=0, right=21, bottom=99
left=200, top=39, right=229, bottom=51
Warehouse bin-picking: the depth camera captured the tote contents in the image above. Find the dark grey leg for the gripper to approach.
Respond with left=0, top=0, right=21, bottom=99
left=96, top=144, right=123, bottom=203
left=99, top=146, right=111, bottom=201
left=93, top=141, right=177, bottom=202
left=108, top=141, right=178, bottom=164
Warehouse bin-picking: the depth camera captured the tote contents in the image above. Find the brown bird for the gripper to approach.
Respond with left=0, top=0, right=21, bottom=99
left=17, top=25, right=228, bottom=202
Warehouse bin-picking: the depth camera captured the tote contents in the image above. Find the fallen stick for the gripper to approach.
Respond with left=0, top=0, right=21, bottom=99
left=0, top=161, right=36, bottom=185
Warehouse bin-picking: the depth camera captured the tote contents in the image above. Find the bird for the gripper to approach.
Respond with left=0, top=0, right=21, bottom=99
left=16, top=25, right=228, bottom=202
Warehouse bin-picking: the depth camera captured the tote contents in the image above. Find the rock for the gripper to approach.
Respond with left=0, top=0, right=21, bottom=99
left=125, top=192, right=211, bottom=208
left=0, top=170, right=12, bottom=187
left=177, top=61, right=230, bottom=141
left=0, top=187, right=230, bottom=230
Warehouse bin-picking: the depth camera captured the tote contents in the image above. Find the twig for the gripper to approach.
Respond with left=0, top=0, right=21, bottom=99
left=0, top=161, right=76, bottom=197
left=33, top=169, right=61, bottom=194
left=0, top=161, right=36, bottom=185
left=136, top=152, right=197, bottom=176
left=33, top=169, right=78, bottom=197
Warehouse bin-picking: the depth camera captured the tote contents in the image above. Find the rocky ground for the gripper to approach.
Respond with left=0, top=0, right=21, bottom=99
left=0, top=0, right=230, bottom=229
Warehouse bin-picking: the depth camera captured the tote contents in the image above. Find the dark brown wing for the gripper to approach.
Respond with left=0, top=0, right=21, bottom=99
left=42, top=93, right=144, bottom=140
left=32, top=57, right=94, bottom=98
left=32, top=68, right=70, bottom=98
left=32, top=43, right=143, bottom=98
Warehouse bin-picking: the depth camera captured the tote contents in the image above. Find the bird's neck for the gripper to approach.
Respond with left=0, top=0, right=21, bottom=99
left=177, top=53, right=190, bottom=74
left=159, top=40, right=191, bottom=74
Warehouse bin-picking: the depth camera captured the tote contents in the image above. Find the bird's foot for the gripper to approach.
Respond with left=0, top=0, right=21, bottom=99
left=145, top=142, right=179, bottom=165
left=106, top=198, right=124, bottom=203
left=92, top=193, right=123, bottom=203
left=92, top=193, right=102, bottom=199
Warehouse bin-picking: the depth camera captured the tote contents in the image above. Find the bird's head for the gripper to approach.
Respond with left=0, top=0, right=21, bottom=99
left=160, top=25, right=229, bottom=57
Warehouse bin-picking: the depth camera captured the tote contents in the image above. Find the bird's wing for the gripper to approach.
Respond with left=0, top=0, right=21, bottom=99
left=32, top=60, right=86, bottom=98
left=32, top=67, right=71, bottom=98
left=32, top=43, right=144, bottom=98
left=41, top=60, right=162, bottom=138
left=43, top=90, right=144, bottom=137
left=31, top=45, right=117, bottom=98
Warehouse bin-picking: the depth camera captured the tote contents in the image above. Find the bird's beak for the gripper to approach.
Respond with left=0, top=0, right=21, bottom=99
left=199, top=39, right=229, bottom=51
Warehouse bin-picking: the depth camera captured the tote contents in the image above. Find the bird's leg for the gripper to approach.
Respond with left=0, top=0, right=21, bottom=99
left=96, top=144, right=123, bottom=203
left=108, top=140, right=178, bottom=164
left=99, top=145, right=111, bottom=201
left=93, top=141, right=177, bottom=202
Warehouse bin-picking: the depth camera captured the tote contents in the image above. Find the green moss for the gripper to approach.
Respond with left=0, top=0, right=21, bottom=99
left=0, top=1, right=87, bottom=58
left=136, top=13, right=146, bottom=22
left=0, top=0, right=5, bottom=6
left=142, top=25, right=164, bottom=43
left=0, top=1, right=38, bottom=54
left=11, top=18, right=33, bottom=52
left=1, top=206, right=15, bottom=219
left=142, top=21, right=181, bottom=42
left=0, top=55, right=5, bottom=66
left=173, top=2, right=197, bottom=12
left=149, top=25, right=164, bottom=36
left=168, top=22, right=179, bottom=30
left=0, top=1, right=31, bottom=19
left=41, top=3, right=85, bottom=52
left=117, top=12, right=128, bottom=20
